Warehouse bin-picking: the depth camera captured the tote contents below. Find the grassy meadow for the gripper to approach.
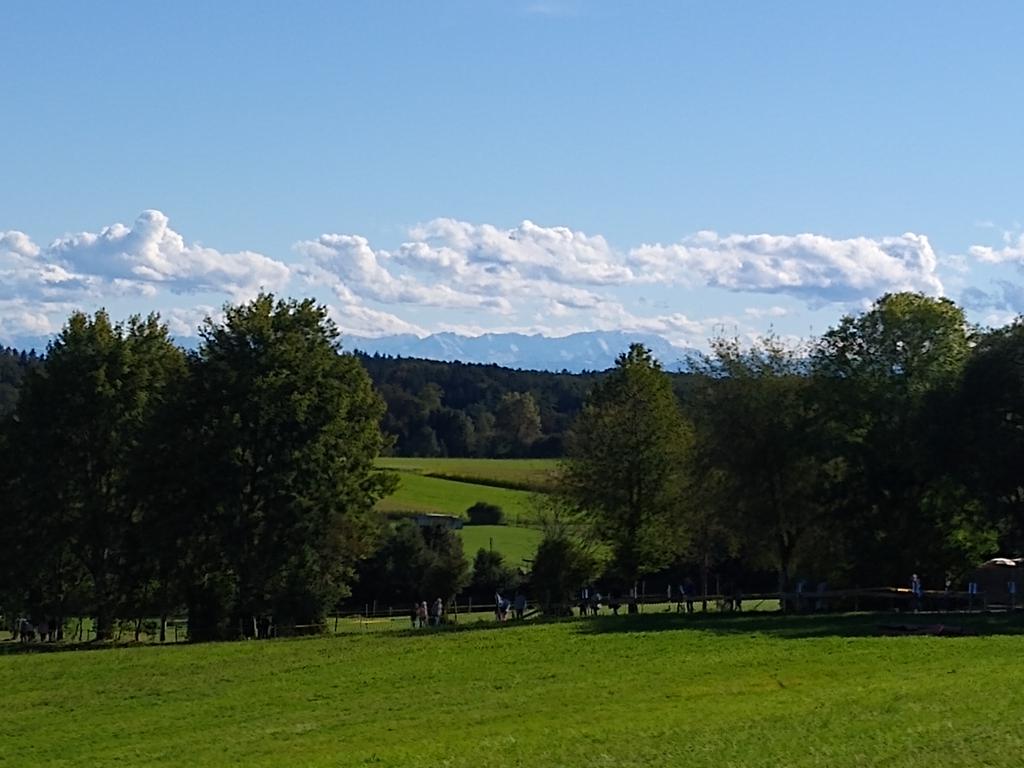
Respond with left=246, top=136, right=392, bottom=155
left=458, top=524, right=543, bottom=566
left=373, top=457, right=555, bottom=527
left=4, top=611, right=1024, bottom=767
left=375, top=457, right=558, bottom=492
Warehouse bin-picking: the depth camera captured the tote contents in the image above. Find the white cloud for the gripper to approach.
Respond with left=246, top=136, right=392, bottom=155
left=969, top=233, right=1024, bottom=265
left=744, top=305, right=791, bottom=319
left=47, top=210, right=290, bottom=299
left=5, top=211, right=1008, bottom=355
left=305, top=219, right=948, bottom=316
left=402, top=218, right=632, bottom=286
left=296, top=234, right=512, bottom=313
left=628, top=231, right=944, bottom=302
left=0, top=298, right=72, bottom=345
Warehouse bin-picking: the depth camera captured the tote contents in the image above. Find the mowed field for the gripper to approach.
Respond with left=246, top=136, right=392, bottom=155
left=374, top=458, right=556, bottom=563
left=458, top=525, right=542, bottom=566
left=375, top=457, right=558, bottom=492
left=3, top=612, right=1024, bottom=767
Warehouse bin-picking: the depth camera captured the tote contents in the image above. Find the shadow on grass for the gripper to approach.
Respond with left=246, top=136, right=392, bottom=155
left=7, top=610, right=1024, bottom=656
left=571, top=609, right=1024, bottom=639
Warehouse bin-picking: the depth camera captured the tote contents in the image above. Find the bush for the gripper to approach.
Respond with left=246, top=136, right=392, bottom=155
left=468, top=548, right=520, bottom=601
left=466, top=501, right=504, bottom=526
left=531, top=532, right=598, bottom=615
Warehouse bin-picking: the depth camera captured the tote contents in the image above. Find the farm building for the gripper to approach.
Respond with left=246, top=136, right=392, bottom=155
left=413, top=513, right=464, bottom=530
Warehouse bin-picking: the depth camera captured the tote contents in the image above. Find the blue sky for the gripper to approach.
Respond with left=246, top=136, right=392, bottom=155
left=2, top=1, right=1024, bottom=350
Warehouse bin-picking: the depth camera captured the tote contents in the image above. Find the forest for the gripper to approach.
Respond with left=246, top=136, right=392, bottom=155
left=1, top=291, right=1023, bottom=641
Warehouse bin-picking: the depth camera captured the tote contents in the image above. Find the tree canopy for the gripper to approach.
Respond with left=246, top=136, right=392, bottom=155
left=562, top=344, right=693, bottom=586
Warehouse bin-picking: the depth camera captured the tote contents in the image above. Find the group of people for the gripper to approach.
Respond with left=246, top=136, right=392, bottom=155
left=578, top=588, right=641, bottom=616
left=410, top=598, right=445, bottom=628
left=8, top=616, right=55, bottom=642
left=674, top=579, right=698, bottom=614
left=494, top=592, right=527, bottom=621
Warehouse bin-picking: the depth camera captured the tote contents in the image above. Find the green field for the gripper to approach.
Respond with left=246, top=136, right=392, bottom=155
left=3, top=612, right=1024, bottom=766
left=458, top=524, right=543, bottom=566
left=376, top=457, right=558, bottom=491
left=374, top=458, right=552, bottom=525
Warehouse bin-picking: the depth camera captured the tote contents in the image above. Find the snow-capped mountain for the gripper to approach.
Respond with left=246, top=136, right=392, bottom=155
left=344, top=330, right=695, bottom=372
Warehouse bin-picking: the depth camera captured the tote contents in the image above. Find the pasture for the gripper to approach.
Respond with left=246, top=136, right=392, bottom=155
left=375, top=457, right=558, bottom=492
left=3, top=611, right=1024, bottom=767
left=458, top=524, right=542, bottom=566
left=373, top=457, right=553, bottom=526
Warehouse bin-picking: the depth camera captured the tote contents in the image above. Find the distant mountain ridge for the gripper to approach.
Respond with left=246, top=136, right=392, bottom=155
left=345, top=330, right=695, bottom=372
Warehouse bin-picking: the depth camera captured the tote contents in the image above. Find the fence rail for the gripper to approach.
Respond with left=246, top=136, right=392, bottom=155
left=3, top=587, right=1017, bottom=647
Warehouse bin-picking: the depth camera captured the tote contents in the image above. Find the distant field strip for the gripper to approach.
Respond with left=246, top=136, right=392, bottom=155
left=376, top=457, right=559, bottom=491
left=374, top=458, right=553, bottom=525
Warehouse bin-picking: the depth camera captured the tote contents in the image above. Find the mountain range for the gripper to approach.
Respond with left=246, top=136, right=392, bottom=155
left=5, top=329, right=696, bottom=372
left=344, top=330, right=695, bottom=372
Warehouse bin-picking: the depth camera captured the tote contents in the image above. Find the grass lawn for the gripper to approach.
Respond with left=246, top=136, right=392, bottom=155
left=376, top=457, right=559, bottom=491
left=458, top=524, right=543, bottom=566
left=374, top=470, right=543, bottom=524
left=4, top=612, right=1024, bottom=767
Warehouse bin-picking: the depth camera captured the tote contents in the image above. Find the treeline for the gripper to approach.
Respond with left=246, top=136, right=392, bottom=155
left=557, top=292, right=1024, bottom=602
left=3, top=291, right=1024, bottom=642
left=0, top=296, right=394, bottom=642
left=357, top=354, right=605, bottom=458
left=0, top=347, right=42, bottom=417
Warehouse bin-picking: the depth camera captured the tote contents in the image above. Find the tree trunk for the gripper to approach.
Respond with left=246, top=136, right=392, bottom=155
left=94, top=607, right=113, bottom=641
left=701, top=552, right=709, bottom=612
left=159, top=614, right=167, bottom=643
left=777, top=535, right=793, bottom=613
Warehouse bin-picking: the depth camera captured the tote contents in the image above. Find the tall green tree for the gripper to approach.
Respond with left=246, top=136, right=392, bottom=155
left=354, top=520, right=470, bottom=607
left=812, top=292, right=980, bottom=584
left=6, top=311, right=184, bottom=639
left=494, top=391, right=542, bottom=457
left=953, top=321, right=1024, bottom=555
left=186, top=295, right=395, bottom=639
left=562, top=344, right=692, bottom=587
left=690, top=336, right=829, bottom=597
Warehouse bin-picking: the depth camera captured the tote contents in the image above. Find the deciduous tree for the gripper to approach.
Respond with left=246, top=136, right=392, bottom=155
left=562, top=344, right=692, bottom=587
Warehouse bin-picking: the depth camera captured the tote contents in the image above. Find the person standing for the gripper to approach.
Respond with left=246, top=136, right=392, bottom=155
left=683, top=578, right=696, bottom=614
left=514, top=592, right=527, bottom=620
left=432, top=598, right=444, bottom=626
left=910, top=574, right=923, bottom=612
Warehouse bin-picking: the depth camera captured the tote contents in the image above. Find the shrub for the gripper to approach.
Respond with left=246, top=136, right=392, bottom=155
left=468, top=548, right=520, bottom=601
left=466, top=501, right=504, bottom=526
left=531, top=532, right=598, bottom=615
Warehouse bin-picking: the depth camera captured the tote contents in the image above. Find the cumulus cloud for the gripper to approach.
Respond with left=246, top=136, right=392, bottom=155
left=628, top=231, right=944, bottom=302
left=1, top=211, right=985, bottom=352
left=47, top=210, right=291, bottom=299
left=0, top=298, right=69, bottom=344
left=296, top=234, right=512, bottom=313
left=401, top=218, right=632, bottom=286
left=0, top=210, right=295, bottom=345
left=2, top=210, right=290, bottom=303
left=303, top=219, right=950, bottom=319
left=0, top=230, right=93, bottom=301
left=296, top=219, right=619, bottom=319
left=969, top=233, right=1024, bottom=265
